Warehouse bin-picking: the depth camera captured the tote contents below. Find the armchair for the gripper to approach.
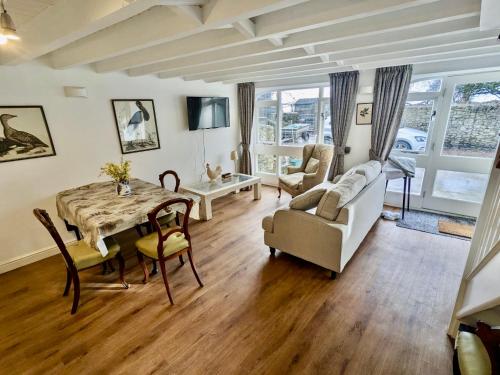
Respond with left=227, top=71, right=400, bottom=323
left=278, top=144, right=333, bottom=198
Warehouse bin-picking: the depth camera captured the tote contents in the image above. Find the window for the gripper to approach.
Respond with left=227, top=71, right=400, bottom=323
left=393, top=100, right=435, bottom=153
left=409, top=78, right=442, bottom=93
left=441, top=81, right=500, bottom=158
left=257, top=105, right=277, bottom=144
left=280, top=88, right=319, bottom=146
left=280, top=156, right=302, bottom=175
left=257, top=154, right=277, bottom=174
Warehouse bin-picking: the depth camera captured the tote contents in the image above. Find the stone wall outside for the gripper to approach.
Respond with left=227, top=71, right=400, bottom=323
left=401, top=103, right=500, bottom=153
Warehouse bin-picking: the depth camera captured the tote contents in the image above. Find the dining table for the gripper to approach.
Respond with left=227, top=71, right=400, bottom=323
left=56, top=178, right=200, bottom=256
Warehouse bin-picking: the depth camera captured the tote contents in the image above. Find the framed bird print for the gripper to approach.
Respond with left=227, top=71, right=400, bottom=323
left=111, top=99, right=160, bottom=154
left=0, top=105, right=56, bottom=163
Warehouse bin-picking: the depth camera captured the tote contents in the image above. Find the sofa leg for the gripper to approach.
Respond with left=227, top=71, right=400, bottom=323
left=269, top=247, right=276, bottom=256
left=330, top=271, right=337, bottom=280
left=277, top=187, right=281, bottom=198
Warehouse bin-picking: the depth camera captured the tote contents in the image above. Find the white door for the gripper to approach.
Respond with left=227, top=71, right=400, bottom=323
left=421, top=73, right=500, bottom=217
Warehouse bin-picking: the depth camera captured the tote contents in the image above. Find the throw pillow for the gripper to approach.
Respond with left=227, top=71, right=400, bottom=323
left=316, top=174, right=367, bottom=221
left=289, top=187, right=327, bottom=211
left=354, top=160, right=381, bottom=184
left=304, top=157, right=320, bottom=173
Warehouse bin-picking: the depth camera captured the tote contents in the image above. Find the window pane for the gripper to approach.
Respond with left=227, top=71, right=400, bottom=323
left=393, top=100, right=434, bottom=153
left=432, top=170, right=488, bottom=203
left=257, top=154, right=277, bottom=174
left=280, top=156, right=302, bottom=175
left=322, top=101, right=332, bottom=144
left=322, top=87, right=330, bottom=98
left=387, top=167, right=425, bottom=195
left=280, top=88, right=319, bottom=145
left=257, top=105, right=277, bottom=144
left=409, top=79, right=442, bottom=93
left=442, top=81, right=500, bottom=158
left=256, top=91, right=277, bottom=101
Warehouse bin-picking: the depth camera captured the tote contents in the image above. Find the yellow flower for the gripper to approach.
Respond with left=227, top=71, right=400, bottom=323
left=100, top=159, right=131, bottom=183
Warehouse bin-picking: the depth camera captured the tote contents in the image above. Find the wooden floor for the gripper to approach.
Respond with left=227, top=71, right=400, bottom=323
left=0, top=187, right=469, bottom=375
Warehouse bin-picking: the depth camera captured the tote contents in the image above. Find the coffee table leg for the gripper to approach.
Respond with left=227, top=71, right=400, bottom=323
left=254, top=182, right=262, bottom=200
left=200, top=196, right=213, bottom=220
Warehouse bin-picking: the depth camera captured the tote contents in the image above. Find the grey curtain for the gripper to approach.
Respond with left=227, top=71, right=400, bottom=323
left=370, top=65, right=413, bottom=162
left=238, top=82, right=255, bottom=175
left=328, top=70, right=359, bottom=180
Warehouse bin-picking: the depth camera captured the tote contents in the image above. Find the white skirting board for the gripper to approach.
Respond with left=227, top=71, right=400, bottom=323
left=0, top=241, right=76, bottom=274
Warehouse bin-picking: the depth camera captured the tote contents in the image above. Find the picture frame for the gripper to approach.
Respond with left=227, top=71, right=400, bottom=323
left=356, top=103, right=373, bottom=125
left=0, top=105, right=56, bottom=163
left=111, top=99, right=160, bottom=154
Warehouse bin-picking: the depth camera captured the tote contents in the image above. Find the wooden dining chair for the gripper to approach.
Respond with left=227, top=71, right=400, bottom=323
left=33, top=209, right=128, bottom=314
left=135, top=198, right=203, bottom=304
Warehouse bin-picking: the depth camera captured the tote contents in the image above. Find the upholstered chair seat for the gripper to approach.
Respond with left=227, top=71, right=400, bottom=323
left=135, top=226, right=189, bottom=260
left=278, top=144, right=333, bottom=197
left=67, top=238, right=120, bottom=270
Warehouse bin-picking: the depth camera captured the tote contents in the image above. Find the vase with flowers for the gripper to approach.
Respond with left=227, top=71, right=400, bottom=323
left=100, top=159, right=132, bottom=196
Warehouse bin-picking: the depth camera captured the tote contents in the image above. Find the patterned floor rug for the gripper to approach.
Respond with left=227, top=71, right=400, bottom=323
left=395, top=209, right=476, bottom=240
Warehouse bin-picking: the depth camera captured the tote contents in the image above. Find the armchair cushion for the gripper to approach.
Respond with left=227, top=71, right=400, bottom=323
left=354, top=160, right=382, bottom=184
left=289, top=186, right=327, bottom=211
left=279, top=172, right=305, bottom=190
left=68, top=237, right=120, bottom=270
left=456, top=332, right=491, bottom=375
left=135, top=226, right=189, bottom=259
left=316, top=174, right=366, bottom=221
left=304, top=157, right=320, bottom=173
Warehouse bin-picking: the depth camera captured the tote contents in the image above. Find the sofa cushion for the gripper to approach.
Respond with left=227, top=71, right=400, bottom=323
left=304, top=157, right=320, bottom=173
left=289, top=186, right=327, bottom=210
left=279, top=172, right=305, bottom=190
left=316, top=174, right=367, bottom=221
left=262, top=215, right=274, bottom=232
left=354, top=160, right=381, bottom=184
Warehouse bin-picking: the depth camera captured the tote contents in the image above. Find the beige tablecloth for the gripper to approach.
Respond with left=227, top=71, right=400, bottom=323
left=56, top=178, right=198, bottom=256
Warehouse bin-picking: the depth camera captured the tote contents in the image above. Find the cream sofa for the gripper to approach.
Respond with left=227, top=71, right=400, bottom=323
left=262, top=161, right=386, bottom=279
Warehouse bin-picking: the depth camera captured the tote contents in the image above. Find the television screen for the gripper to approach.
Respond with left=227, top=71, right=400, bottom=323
left=187, top=96, right=230, bottom=131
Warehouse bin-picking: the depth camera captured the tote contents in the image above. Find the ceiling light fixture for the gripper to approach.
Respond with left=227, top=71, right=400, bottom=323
left=0, top=0, right=19, bottom=42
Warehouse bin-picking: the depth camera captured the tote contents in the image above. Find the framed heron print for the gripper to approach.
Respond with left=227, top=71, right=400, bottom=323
left=111, top=99, right=160, bottom=154
left=0, top=105, right=56, bottom=163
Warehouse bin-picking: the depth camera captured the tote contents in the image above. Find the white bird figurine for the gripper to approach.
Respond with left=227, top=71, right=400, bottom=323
left=206, top=163, right=222, bottom=182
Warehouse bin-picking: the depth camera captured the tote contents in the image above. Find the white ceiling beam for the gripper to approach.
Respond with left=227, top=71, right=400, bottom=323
left=303, top=45, right=315, bottom=55
left=202, top=37, right=500, bottom=83
left=172, top=5, right=204, bottom=24
left=49, top=0, right=309, bottom=69
left=232, top=19, right=256, bottom=39
left=0, top=0, right=167, bottom=65
left=268, top=37, right=285, bottom=47
left=319, top=54, right=330, bottom=63
left=124, top=0, right=480, bottom=76
left=184, top=56, right=323, bottom=80
left=156, top=49, right=309, bottom=78
left=156, top=20, right=489, bottom=80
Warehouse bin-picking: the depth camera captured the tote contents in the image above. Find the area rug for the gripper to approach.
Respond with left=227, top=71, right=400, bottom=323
left=396, top=210, right=476, bottom=240
left=438, top=220, right=474, bottom=239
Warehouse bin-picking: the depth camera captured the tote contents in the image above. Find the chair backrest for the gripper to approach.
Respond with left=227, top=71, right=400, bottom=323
left=33, top=209, right=74, bottom=268
left=147, top=198, right=193, bottom=258
left=158, top=170, right=180, bottom=192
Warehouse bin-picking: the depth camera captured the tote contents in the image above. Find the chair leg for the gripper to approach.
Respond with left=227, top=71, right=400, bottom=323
left=116, top=253, right=128, bottom=289
left=187, top=248, right=204, bottom=288
left=101, top=262, right=108, bottom=275
left=71, top=272, right=80, bottom=314
left=135, top=225, right=144, bottom=237
left=159, top=260, right=174, bottom=305
left=63, top=268, right=72, bottom=296
left=277, top=187, right=282, bottom=198
left=150, top=260, right=158, bottom=276
left=107, top=260, right=115, bottom=273
left=179, top=254, right=185, bottom=266
left=269, top=247, right=276, bottom=256
left=330, top=271, right=337, bottom=280
left=136, top=251, right=149, bottom=283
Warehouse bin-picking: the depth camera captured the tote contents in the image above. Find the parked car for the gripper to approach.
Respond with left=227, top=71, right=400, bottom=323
left=323, top=120, right=427, bottom=152
left=394, top=127, right=427, bottom=151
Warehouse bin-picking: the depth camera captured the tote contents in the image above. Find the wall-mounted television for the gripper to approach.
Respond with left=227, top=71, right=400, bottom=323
left=187, top=96, right=230, bottom=131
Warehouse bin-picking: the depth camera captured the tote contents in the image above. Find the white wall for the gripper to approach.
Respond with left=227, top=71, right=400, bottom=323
left=343, top=69, right=374, bottom=170
left=0, top=61, right=239, bottom=272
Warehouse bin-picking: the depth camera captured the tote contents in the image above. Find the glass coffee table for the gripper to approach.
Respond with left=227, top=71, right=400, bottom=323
left=180, top=173, right=261, bottom=220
